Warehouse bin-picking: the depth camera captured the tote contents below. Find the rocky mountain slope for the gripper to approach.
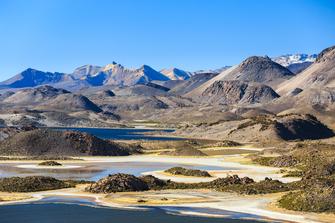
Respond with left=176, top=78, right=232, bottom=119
left=201, top=80, right=280, bottom=105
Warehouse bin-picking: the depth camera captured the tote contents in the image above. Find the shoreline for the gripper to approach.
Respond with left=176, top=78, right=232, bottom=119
left=0, top=187, right=321, bottom=223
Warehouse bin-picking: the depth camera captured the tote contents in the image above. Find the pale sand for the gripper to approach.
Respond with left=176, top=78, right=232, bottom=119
left=77, top=154, right=299, bottom=183
left=15, top=164, right=82, bottom=169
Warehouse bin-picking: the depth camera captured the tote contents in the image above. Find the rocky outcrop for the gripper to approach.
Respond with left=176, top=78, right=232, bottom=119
left=38, top=161, right=62, bottom=166
left=86, top=174, right=149, bottom=193
left=138, top=175, right=168, bottom=188
left=209, top=175, right=254, bottom=188
left=165, top=167, right=211, bottom=177
left=201, top=80, right=279, bottom=105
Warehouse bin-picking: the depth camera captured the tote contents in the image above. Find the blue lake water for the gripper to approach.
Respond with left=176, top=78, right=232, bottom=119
left=0, top=196, right=273, bottom=223
left=0, top=161, right=233, bottom=181
left=50, top=127, right=182, bottom=140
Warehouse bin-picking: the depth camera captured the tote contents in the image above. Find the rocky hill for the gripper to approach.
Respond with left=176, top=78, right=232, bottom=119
left=36, top=94, right=102, bottom=113
left=186, top=56, right=293, bottom=98
left=86, top=173, right=149, bottom=193
left=0, top=129, right=138, bottom=156
left=2, top=85, right=70, bottom=105
left=200, top=80, right=279, bottom=105
left=165, top=167, right=211, bottom=177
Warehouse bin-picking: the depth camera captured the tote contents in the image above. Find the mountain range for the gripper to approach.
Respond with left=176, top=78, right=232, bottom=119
left=1, top=54, right=316, bottom=91
left=0, top=47, right=333, bottom=131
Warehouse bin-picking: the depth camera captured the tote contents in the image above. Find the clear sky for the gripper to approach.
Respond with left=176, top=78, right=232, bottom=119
left=0, top=0, right=334, bottom=80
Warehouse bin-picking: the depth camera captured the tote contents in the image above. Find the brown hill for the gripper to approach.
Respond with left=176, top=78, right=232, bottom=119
left=175, top=114, right=334, bottom=143
left=0, top=129, right=138, bottom=156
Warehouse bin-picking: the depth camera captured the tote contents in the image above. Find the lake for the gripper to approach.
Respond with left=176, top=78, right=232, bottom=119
left=0, top=161, right=231, bottom=181
left=50, top=127, right=182, bottom=140
left=0, top=196, right=272, bottom=223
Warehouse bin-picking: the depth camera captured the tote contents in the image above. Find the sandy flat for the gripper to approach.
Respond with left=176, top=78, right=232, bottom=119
left=15, top=164, right=82, bottom=169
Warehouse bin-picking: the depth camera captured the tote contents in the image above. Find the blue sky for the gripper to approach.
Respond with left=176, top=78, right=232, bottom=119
left=0, top=0, right=334, bottom=80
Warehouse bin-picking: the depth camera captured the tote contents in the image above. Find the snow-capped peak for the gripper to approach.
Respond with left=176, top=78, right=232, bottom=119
left=272, top=54, right=317, bottom=67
